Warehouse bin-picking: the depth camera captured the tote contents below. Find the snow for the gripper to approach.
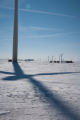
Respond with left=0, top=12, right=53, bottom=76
left=0, top=61, right=80, bottom=120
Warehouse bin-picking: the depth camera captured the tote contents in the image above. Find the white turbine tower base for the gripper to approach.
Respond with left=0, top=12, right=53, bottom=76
left=13, top=0, right=18, bottom=62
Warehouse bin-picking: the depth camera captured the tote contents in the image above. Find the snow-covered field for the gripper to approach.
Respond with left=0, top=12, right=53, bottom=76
left=0, top=61, right=80, bottom=120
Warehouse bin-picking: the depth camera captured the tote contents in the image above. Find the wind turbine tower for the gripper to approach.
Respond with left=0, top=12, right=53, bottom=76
left=13, top=0, right=18, bottom=62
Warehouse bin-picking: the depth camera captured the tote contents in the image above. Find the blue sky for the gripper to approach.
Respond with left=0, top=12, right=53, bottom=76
left=0, top=0, right=80, bottom=61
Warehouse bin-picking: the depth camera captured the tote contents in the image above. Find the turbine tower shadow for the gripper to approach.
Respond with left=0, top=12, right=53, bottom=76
left=0, top=62, right=80, bottom=120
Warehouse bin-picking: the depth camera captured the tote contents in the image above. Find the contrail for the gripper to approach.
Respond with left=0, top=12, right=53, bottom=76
left=0, top=6, right=76, bottom=18
left=20, top=8, right=75, bottom=18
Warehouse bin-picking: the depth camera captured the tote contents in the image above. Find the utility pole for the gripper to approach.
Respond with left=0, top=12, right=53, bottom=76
left=60, top=54, right=63, bottom=63
left=13, top=0, right=18, bottom=62
left=52, top=56, right=54, bottom=62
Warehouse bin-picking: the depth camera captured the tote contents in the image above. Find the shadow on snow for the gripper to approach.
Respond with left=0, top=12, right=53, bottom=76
left=0, top=62, right=80, bottom=120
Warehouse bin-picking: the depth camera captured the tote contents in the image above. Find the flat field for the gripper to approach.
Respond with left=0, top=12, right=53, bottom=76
left=0, top=61, right=80, bottom=120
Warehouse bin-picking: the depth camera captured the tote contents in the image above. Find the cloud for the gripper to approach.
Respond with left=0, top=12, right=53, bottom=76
left=20, top=8, right=75, bottom=18
left=23, top=33, right=61, bottom=39
left=19, top=26, right=55, bottom=32
left=20, top=31, right=80, bottom=39
left=0, top=6, right=76, bottom=18
left=28, top=26, right=49, bottom=31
